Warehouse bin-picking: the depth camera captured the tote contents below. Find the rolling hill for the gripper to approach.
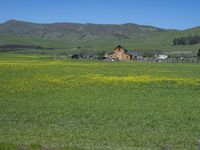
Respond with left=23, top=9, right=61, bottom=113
left=0, top=20, right=200, bottom=55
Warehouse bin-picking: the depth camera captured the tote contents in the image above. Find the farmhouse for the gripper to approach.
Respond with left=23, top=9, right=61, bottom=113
left=107, top=45, right=133, bottom=61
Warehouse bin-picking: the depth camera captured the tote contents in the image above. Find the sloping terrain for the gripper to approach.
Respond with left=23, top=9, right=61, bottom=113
left=0, top=20, right=199, bottom=54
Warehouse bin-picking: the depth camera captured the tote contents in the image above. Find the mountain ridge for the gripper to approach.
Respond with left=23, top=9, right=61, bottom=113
left=0, top=20, right=199, bottom=53
left=2, top=20, right=170, bottom=29
left=3, top=19, right=198, bottom=31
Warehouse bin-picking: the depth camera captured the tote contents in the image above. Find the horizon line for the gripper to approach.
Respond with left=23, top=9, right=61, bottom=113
left=1, top=19, right=199, bottom=31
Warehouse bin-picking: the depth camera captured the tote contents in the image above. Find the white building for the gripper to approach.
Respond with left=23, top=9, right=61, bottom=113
left=155, top=54, right=168, bottom=60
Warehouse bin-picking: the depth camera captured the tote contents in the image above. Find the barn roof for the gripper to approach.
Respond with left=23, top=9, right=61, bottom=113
left=114, top=45, right=126, bottom=50
left=108, top=51, right=114, bottom=55
left=124, top=52, right=133, bottom=56
left=107, top=45, right=134, bottom=56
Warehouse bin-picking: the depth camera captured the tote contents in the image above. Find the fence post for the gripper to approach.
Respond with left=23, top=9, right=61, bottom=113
left=198, top=140, right=200, bottom=150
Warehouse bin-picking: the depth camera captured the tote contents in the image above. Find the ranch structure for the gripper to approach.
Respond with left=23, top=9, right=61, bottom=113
left=107, top=45, right=133, bottom=61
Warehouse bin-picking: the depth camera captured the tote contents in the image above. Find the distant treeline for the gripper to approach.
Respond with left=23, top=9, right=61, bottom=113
left=173, top=35, right=200, bottom=45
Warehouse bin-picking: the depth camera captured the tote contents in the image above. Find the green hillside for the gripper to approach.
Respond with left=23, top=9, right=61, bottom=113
left=0, top=20, right=200, bottom=54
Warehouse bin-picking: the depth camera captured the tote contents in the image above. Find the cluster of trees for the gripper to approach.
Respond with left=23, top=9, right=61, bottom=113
left=71, top=50, right=107, bottom=60
left=173, top=35, right=200, bottom=45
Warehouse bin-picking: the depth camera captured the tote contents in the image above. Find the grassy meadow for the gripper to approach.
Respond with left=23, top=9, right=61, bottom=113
left=0, top=53, right=200, bottom=150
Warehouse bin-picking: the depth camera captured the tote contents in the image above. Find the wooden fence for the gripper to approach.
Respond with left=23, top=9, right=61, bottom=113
left=136, top=57, right=200, bottom=63
left=159, top=140, right=200, bottom=150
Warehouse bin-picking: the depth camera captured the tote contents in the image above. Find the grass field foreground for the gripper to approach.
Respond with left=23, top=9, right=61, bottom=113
left=0, top=54, right=200, bottom=150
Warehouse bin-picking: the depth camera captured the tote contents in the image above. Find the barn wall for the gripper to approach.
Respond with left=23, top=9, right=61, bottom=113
left=122, top=53, right=131, bottom=60
left=107, top=47, right=133, bottom=61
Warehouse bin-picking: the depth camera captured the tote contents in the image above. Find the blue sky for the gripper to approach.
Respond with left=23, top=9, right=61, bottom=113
left=0, top=0, right=200, bottom=29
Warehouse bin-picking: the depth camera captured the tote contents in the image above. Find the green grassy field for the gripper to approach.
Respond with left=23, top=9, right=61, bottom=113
left=0, top=53, right=200, bottom=150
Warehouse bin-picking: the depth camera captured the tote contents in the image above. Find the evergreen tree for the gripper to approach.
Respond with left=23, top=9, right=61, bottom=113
left=173, top=35, right=200, bottom=45
left=197, top=49, right=200, bottom=58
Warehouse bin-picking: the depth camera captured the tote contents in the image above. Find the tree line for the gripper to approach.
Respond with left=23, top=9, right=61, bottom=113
left=173, top=35, right=200, bottom=45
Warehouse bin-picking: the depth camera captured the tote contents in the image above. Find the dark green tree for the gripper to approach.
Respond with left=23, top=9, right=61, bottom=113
left=197, top=49, right=200, bottom=63
left=197, top=49, right=200, bottom=58
left=97, top=50, right=107, bottom=60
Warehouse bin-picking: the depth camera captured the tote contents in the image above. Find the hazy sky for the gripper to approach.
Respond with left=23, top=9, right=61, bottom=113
left=0, top=0, right=200, bottom=29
